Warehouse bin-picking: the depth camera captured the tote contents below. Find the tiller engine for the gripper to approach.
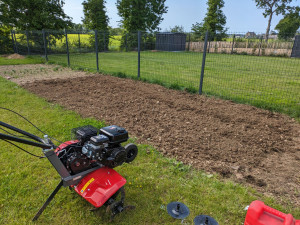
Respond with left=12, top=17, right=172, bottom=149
left=0, top=121, right=138, bottom=221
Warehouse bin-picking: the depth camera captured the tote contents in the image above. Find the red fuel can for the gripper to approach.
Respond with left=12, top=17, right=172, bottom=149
left=244, top=200, right=300, bottom=225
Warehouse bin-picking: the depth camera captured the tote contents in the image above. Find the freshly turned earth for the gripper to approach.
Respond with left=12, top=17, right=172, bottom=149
left=1, top=64, right=299, bottom=206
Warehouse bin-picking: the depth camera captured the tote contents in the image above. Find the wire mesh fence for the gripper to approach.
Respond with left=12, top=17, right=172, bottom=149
left=6, top=29, right=300, bottom=118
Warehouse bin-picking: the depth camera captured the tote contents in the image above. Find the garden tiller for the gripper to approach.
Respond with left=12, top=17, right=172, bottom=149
left=0, top=120, right=138, bottom=221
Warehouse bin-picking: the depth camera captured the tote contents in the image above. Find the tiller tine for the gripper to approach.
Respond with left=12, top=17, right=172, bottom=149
left=105, top=187, right=135, bottom=221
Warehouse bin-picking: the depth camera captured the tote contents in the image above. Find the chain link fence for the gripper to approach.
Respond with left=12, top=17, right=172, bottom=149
left=5, top=29, right=300, bottom=118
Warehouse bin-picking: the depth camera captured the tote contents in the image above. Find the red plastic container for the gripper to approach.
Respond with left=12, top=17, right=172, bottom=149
left=244, top=200, right=300, bottom=225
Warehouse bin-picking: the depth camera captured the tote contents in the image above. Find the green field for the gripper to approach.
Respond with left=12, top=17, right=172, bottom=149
left=15, top=33, right=122, bottom=51
left=48, top=51, right=300, bottom=120
left=1, top=59, right=299, bottom=224
left=54, top=34, right=121, bottom=48
left=0, top=56, right=45, bottom=65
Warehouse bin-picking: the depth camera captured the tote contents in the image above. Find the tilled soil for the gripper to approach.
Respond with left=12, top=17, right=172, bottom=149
left=1, top=64, right=299, bottom=206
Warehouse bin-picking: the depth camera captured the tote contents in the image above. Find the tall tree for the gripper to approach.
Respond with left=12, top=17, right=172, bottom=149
left=0, top=25, right=13, bottom=54
left=0, top=0, right=72, bottom=30
left=191, top=0, right=227, bottom=41
left=116, top=0, right=168, bottom=32
left=254, top=0, right=293, bottom=42
left=275, top=6, right=300, bottom=40
left=82, top=0, right=109, bottom=51
left=82, top=0, right=109, bottom=31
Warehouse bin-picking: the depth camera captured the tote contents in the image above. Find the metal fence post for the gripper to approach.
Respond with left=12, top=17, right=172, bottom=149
left=138, top=31, right=141, bottom=78
left=143, top=33, right=146, bottom=50
left=78, top=32, right=81, bottom=52
left=199, top=31, right=209, bottom=95
left=26, top=30, right=30, bottom=55
left=47, top=32, right=51, bottom=52
left=42, top=29, right=48, bottom=62
left=103, top=32, right=106, bottom=52
left=231, top=34, right=235, bottom=54
left=65, top=29, right=70, bottom=66
left=187, top=33, right=191, bottom=51
left=13, top=31, right=19, bottom=54
left=95, top=30, right=99, bottom=72
left=11, top=30, right=16, bottom=53
left=125, top=33, right=128, bottom=52
left=258, top=36, right=263, bottom=56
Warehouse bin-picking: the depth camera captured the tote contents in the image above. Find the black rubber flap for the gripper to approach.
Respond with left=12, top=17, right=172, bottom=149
left=193, top=215, right=219, bottom=225
left=167, top=202, right=190, bottom=219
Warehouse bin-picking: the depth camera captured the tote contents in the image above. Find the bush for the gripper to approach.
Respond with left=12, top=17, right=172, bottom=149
left=0, top=26, right=14, bottom=54
left=240, top=51, right=248, bottom=55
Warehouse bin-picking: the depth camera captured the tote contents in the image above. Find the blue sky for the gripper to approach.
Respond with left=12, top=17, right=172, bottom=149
left=63, top=0, right=299, bottom=33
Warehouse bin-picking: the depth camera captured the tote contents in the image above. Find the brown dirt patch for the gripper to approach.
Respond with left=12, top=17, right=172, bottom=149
left=0, top=64, right=92, bottom=84
left=2, top=65, right=299, bottom=207
left=6, top=53, right=25, bottom=59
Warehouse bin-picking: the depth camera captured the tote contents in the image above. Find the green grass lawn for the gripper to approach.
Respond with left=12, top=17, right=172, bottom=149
left=48, top=51, right=300, bottom=120
left=0, top=55, right=45, bottom=65
left=1, top=63, right=299, bottom=224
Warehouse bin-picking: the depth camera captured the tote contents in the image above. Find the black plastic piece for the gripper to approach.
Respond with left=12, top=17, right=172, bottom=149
left=0, top=121, right=54, bottom=149
left=0, top=121, right=45, bottom=144
left=100, top=125, right=128, bottom=144
left=72, top=125, right=98, bottom=143
left=90, top=134, right=109, bottom=146
left=0, top=133, right=52, bottom=149
left=167, top=202, right=190, bottom=220
left=32, top=180, right=63, bottom=221
left=193, top=215, right=219, bottom=225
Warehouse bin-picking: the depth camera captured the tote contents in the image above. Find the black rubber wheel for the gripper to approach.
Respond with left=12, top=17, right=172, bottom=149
left=124, top=143, right=138, bottom=163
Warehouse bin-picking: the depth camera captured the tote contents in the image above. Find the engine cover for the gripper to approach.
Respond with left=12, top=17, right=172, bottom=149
left=100, top=125, right=128, bottom=144
left=74, top=167, right=126, bottom=208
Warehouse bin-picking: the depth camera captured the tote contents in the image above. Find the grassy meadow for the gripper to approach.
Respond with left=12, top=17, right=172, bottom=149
left=0, top=56, right=45, bottom=65
left=0, top=59, right=299, bottom=224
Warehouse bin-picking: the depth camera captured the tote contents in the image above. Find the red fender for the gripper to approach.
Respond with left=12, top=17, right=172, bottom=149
left=74, top=167, right=126, bottom=208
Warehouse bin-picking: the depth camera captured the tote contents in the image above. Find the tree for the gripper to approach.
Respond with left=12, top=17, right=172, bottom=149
left=116, top=0, right=167, bottom=50
left=0, top=0, right=72, bottom=30
left=191, top=0, right=227, bottom=41
left=0, top=25, right=13, bottom=54
left=191, top=22, right=203, bottom=40
left=72, top=23, right=87, bottom=32
left=82, top=0, right=110, bottom=51
left=0, top=0, right=72, bottom=54
left=169, top=25, right=184, bottom=33
left=116, top=0, right=168, bottom=33
left=275, top=6, right=300, bottom=40
left=253, top=0, right=293, bottom=42
left=109, top=27, right=124, bottom=36
left=82, top=0, right=109, bottom=31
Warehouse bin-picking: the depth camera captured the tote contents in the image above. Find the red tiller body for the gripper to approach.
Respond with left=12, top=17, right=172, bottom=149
left=0, top=120, right=138, bottom=221
left=54, top=140, right=79, bottom=153
left=74, top=167, right=126, bottom=208
left=244, top=200, right=300, bottom=225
